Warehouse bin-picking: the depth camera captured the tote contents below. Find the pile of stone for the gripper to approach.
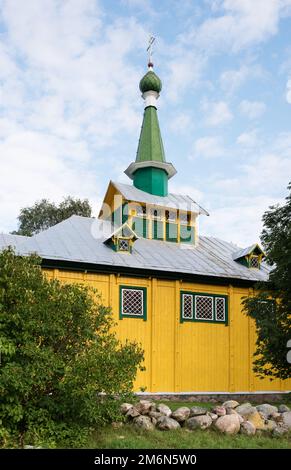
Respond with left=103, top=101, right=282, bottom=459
left=120, top=400, right=291, bottom=436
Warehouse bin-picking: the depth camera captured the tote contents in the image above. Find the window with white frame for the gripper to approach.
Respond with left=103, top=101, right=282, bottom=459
left=135, top=205, right=147, bottom=217
left=181, top=292, right=228, bottom=324
left=180, top=212, right=190, bottom=225
left=120, top=287, right=146, bottom=319
left=166, top=209, right=177, bottom=222
left=150, top=207, right=162, bottom=219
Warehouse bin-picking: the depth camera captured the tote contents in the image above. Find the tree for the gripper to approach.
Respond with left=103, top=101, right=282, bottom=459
left=12, top=197, right=92, bottom=236
left=0, top=249, right=144, bottom=447
left=243, top=182, right=291, bottom=380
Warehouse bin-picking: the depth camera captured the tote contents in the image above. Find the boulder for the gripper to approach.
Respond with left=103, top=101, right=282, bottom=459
left=133, top=415, right=155, bottom=431
left=240, top=421, right=256, bottom=436
left=135, top=400, right=153, bottom=415
left=278, top=404, right=290, bottom=413
left=245, top=410, right=265, bottom=430
left=208, top=413, right=218, bottom=421
left=126, top=407, right=140, bottom=419
left=121, top=403, right=133, bottom=415
left=226, top=409, right=244, bottom=423
left=214, top=414, right=240, bottom=435
left=256, top=404, right=278, bottom=419
left=262, top=420, right=277, bottom=432
left=156, top=404, right=172, bottom=417
left=151, top=417, right=157, bottom=426
left=186, top=415, right=212, bottom=430
left=171, top=407, right=190, bottom=423
left=149, top=411, right=164, bottom=420
left=281, top=411, right=291, bottom=429
left=156, top=416, right=181, bottom=431
left=189, top=406, right=208, bottom=417
left=212, top=406, right=226, bottom=417
left=222, top=400, right=239, bottom=409
left=272, top=425, right=289, bottom=437
left=236, top=403, right=256, bottom=417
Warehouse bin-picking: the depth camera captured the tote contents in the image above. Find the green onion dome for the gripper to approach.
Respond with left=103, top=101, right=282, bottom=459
left=139, top=70, right=162, bottom=94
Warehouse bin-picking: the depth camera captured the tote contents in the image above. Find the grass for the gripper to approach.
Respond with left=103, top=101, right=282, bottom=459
left=87, top=400, right=291, bottom=450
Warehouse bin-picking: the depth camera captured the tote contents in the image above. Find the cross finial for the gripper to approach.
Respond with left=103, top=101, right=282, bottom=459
left=147, top=35, right=155, bottom=68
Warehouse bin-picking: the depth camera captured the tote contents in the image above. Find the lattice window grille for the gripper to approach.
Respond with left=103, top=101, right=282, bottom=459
left=250, top=256, right=259, bottom=268
left=118, top=239, right=130, bottom=251
left=121, top=289, right=144, bottom=316
left=215, top=297, right=225, bottom=321
left=182, top=294, right=193, bottom=320
left=195, top=295, right=214, bottom=321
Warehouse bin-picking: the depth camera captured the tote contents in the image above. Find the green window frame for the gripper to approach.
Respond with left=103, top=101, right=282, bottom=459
left=119, top=286, right=147, bottom=320
left=180, top=291, right=228, bottom=325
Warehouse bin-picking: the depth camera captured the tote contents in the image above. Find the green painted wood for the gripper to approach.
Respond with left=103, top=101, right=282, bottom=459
left=132, top=217, right=149, bottom=238
left=133, top=167, right=168, bottom=196
left=152, top=220, right=164, bottom=240
left=180, top=225, right=195, bottom=244
left=136, top=106, right=165, bottom=164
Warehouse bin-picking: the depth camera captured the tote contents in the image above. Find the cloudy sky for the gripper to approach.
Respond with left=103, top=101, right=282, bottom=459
left=0, top=0, right=291, bottom=246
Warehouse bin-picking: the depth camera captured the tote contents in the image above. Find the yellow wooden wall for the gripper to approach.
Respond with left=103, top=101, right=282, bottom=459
left=45, top=269, right=291, bottom=393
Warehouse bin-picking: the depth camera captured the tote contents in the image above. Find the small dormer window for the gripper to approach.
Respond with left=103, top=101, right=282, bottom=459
left=118, top=238, right=130, bottom=252
left=232, top=244, right=264, bottom=270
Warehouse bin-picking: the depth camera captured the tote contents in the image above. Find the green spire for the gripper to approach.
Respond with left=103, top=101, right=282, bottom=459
left=124, top=63, right=176, bottom=197
left=136, top=106, right=165, bottom=163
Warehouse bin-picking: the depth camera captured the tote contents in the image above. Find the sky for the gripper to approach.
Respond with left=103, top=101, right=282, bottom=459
left=0, top=0, right=291, bottom=246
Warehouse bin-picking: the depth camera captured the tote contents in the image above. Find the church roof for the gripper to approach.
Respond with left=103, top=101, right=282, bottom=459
left=110, top=181, right=209, bottom=215
left=0, top=215, right=270, bottom=283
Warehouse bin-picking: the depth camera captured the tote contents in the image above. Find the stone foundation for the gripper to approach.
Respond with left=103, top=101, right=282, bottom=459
left=136, top=393, right=291, bottom=404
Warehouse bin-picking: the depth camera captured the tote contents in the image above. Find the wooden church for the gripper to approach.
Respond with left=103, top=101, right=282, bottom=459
left=1, top=60, right=290, bottom=397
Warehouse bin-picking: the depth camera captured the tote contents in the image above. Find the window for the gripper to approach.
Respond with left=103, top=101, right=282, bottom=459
left=118, top=238, right=130, bottom=252
left=120, top=286, right=147, bottom=320
left=135, top=205, right=147, bottom=217
left=180, top=291, right=228, bottom=324
left=166, top=210, right=176, bottom=222
left=249, top=256, right=260, bottom=269
left=150, top=207, right=162, bottom=220
left=180, top=212, right=190, bottom=225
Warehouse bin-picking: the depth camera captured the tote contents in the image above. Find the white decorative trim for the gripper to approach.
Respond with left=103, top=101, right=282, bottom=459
left=215, top=297, right=226, bottom=322
left=121, top=288, right=144, bottom=317
left=124, top=161, right=177, bottom=180
left=142, top=90, right=159, bottom=108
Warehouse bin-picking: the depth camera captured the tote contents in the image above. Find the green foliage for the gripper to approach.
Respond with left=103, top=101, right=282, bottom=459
left=243, top=182, right=291, bottom=380
left=12, top=196, right=92, bottom=236
left=0, top=249, right=144, bottom=447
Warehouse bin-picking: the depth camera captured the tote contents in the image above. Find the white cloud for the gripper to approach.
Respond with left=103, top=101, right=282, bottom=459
left=190, top=136, right=225, bottom=159
left=239, top=100, right=267, bottom=119
left=202, top=100, right=233, bottom=126
left=237, top=129, right=260, bottom=147
left=169, top=113, right=192, bottom=134
left=220, top=63, right=264, bottom=94
left=286, top=78, right=291, bottom=103
left=183, top=0, right=291, bottom=53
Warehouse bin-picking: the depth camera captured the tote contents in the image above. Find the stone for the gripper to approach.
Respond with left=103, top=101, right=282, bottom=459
left=226, top=409, right=244, bottom=423
left=156, top=416, right=181, bottom=431
left=214, top=414, right=240, bottom=435
left=149, top=411, right=164, bottom=420
left=281, top=411, right=291, bottom=429
left=272, top=425, right=289, bottom=437
left=156, top=404, right=172, bottom=417
left=171, top=407, right=190, bottom=423
left=245, top=410, right=265, bottom=430
left=135, top=400, right=153, bottom=415
left=262, top=420, right=277, bottom=432
left=151, top=417, right=157, bottom=426
left=212, top=406, right=226, bottom=417
left=186, top=415, right=212, bottom=430
left=133, top=415, right=155, bottom=431
left=189, top=406, right=208, bottom=417
left=240, top=421, right=256, bottom=436
left=222, top=400, right=239, bottom=409
left=149, top=403, right=157, bottom=412
left=126, top=407, right=140, bottom=419
left=278, top=404, right=290, bottom=413
left=120, top=403, right=133, bottom=415
left=208, top=413, right=218, bottom=421
left=235, top=403, right=256, bottom=417
left=256, top=404, right=278, bottom=418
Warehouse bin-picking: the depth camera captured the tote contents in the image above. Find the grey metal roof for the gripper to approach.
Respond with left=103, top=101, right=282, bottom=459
left=0, top=233, right=29, bottom=250
left=0, top=215, right=270, bottom=282
left=112, top=181, right=209, bottom=216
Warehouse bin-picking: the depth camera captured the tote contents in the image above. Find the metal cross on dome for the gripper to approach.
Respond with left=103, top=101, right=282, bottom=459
left=147, top=35, right=155, bottom=66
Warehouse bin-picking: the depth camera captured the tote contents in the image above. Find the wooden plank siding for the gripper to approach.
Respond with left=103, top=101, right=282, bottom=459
left=43, top=269, right=291, bottom=393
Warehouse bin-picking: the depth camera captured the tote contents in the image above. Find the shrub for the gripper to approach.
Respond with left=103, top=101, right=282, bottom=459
left=0, top=249, right=144, bottom=447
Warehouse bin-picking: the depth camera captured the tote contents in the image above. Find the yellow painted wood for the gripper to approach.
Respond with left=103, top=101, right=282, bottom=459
left=43, top=269, right=291, bottom=393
